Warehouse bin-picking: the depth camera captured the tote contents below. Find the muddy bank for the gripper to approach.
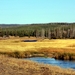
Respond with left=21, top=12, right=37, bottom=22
left=0, top=55, right=75, bottom=75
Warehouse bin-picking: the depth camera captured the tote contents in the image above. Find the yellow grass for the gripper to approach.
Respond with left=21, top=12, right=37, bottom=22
left=0, top=55, right=75, bottom=75
left=0, top=37, right=75, bottom=74
left=0, top=37, right=75, bottom=54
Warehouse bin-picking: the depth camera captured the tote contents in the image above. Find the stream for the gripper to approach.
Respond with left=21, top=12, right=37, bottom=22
left=25, top=57, right=75, bottom=69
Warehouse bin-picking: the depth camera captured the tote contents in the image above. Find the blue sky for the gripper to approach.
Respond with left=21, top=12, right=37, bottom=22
left=0, top=0, right=75, bottom=24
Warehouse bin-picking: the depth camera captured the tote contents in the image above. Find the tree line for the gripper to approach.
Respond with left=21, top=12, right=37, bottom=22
left=0, top=25, right=75, bottom=39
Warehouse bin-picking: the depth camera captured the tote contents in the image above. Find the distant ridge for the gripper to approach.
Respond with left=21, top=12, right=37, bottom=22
left=0, top=23, right=74, bottom=28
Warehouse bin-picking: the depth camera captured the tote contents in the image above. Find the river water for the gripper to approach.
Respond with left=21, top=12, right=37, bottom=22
left=26, top=57, right=75, bottom=69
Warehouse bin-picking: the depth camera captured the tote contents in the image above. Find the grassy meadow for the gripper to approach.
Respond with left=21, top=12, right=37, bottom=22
left=1, top=37, right=75, bottom=52
left=0, top=37, right=75, bottom=75
left=0, top=37, right=75, bottom=59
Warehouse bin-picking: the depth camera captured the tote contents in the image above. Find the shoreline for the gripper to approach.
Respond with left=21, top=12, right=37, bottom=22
left=0, top=55, right=75, bottom=75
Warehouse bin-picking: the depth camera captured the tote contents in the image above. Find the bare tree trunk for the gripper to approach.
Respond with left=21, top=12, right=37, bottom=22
left=69, top=28, right=73, bottom=39
left=72, top=25, right=75, bottom=38
left=41, top=29, right=45, bottom=39
left=67, top=29, right=70, bottom=38
left=36, top=30, right=39, bottom=38
left=45, top=29, right=48, bottom=38
left=56, top=28, right=60, bottom=39
left=48, top=29, right=51, bottom=39
left=59, top=28, right=62, bottom=39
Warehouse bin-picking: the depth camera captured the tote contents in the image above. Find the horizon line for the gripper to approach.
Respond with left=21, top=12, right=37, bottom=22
left=0, top=22, right=75, bottom=25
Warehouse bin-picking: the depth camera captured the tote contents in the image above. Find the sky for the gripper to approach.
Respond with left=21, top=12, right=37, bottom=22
left=0, top=0, right=75, bottom=24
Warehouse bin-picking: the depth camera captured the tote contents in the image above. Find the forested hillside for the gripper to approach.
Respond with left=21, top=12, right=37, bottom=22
left=0, top=23, right=75, bottom=39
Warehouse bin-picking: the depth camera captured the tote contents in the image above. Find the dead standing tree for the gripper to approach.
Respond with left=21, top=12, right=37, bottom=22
left=69, top=27, right=73, bottom=39
left=67, top=29, right=70, bottom=38
left=73, top=27, right=75, bottom=38
left=41, top=29, right=45, bottom=39
left=36, top=29, right=39, bottom=38
left=45, top=29, right=48, bottom=38
left=58, top=28, right=62, bottom=39
left=72, top=26, right=75, bottom=38
left=55, top=28, right=61, bottom=39
left=48, top=29, right=51, bottom=39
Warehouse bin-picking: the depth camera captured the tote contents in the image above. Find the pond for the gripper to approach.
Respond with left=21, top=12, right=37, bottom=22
left=23, top=40, right=37, bottom=42
left=25, top=57, right=75, bottom=69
